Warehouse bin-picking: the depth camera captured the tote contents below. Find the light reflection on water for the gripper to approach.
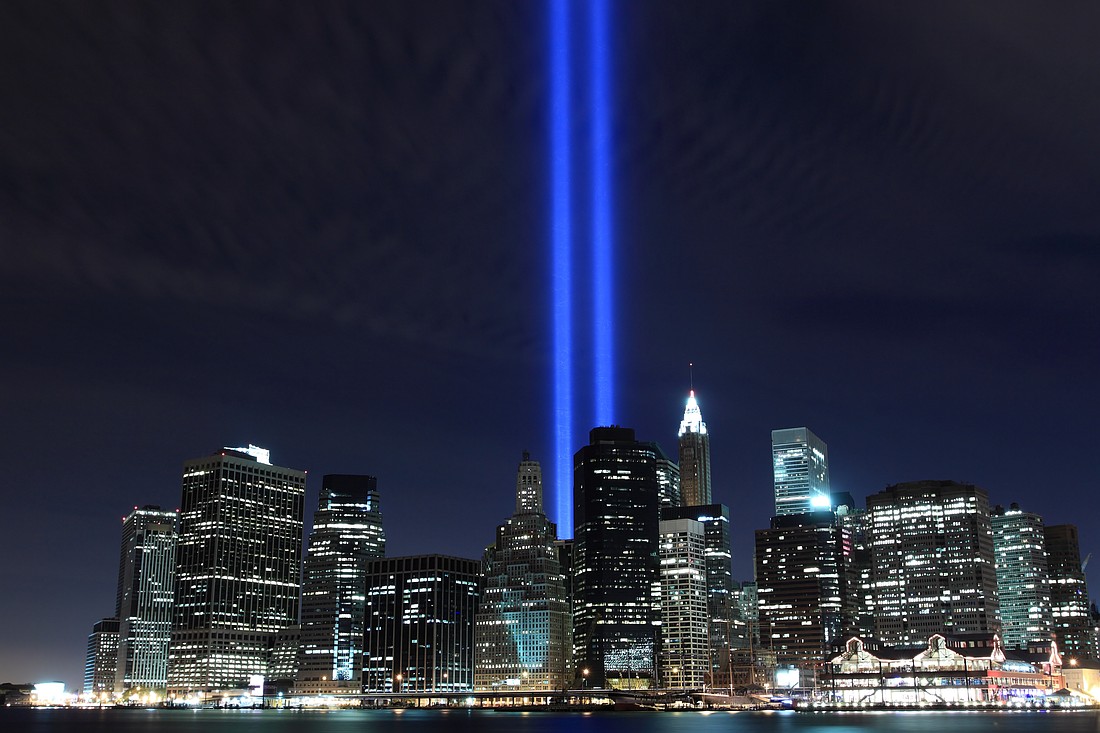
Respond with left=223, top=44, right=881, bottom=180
left=2, top=708, right=1099, bottom=733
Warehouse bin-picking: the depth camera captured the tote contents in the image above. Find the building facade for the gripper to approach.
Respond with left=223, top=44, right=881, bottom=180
left=866, top=481, right=999, bottom=647
left=772, top=428, right=830, bottom=516
left=475, top=453, right=571, bottom=692
left=654, top=445, right=682, bottom=509
left=115, top=505, right=177, bottom=694
left=573, top=426, right=661, bottom=689
left=658, top=518, right=709, bottom=689
left=1045, top=524, right=1096, bottom=660
left=295, top=474, right=386, bottom=695
left=755, top=512, right=851, bottom=668
left=678, top=390, right=711, bottom=507
left=168, top=446, right=306, bottom=695
left=662, top=503, right=744, bottom=683
left=362, top=555, right=481, bottom=693
left=823, top=633, right=1064, bottom=705
left=84, top=617, right=120, bottom=696
left=992, top=503, right=1053, bottom=650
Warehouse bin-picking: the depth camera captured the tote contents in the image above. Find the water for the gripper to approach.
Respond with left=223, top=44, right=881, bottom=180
left=3, top=708, right=1099, bottom=733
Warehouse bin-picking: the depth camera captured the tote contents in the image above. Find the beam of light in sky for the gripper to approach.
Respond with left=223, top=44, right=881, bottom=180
left=590, top=0, right=614, bottom=427
left=550, top=0, right=573, bottom=535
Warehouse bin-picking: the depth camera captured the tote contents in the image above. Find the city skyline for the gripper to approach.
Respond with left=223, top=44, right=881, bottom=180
left=3, top=1, right=1100, bottom=689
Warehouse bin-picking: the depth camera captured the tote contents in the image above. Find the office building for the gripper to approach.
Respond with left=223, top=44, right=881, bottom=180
left=655, top=445, right=681, bottom=508
left=84, top=618, right=120, bottom=696
left=362, top=555, right=481, bottom=693
left=658, top=518, right=709, bottom=689
left=475, top=453, right=571, bottom=692
left=866, top=480, right=999, bottom=646
left=755, top=512, right=851, bottom=668
left=991, top=503, right=1053, bottom=650
left=772, top=428, right=830, bottom=516
left=678, top=390, right=711, bottom=506
left=663, top=504, right=743, bottom=683
left=167, top=446, right=306, bottom=695
left=295, top=474, right=386, bottom=695
left=1045, top=524, right=1096, bottom=659
left=115, top=505, right=178, bottom=694
left=573, top=426, right=661, bottom=689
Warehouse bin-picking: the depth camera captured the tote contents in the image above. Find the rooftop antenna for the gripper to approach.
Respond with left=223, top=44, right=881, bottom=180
left=689, top=362, right=695, bottom=392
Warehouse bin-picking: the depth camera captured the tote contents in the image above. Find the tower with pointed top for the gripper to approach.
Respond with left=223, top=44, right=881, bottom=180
left=678, top=390, right=712, bottom=507
left=475, top=453, right=571, bottom=691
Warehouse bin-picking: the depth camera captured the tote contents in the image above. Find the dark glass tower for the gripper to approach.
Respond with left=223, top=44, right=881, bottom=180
left=1045, top=524, right=1095, bottom=659
left=294, top=474, right=386, bottom=695
left=115, top=505, right=177, bottom=694
left=475, top=453, right=571, bottom=692
left=168, top=446, right=305, bottom=696
left=362, top=555, right=481, bottom=693
left=572, top=426, right=661, bottom=689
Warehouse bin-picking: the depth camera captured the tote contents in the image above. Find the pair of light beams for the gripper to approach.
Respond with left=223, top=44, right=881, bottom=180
left=551, top=0, right=614, bottom=533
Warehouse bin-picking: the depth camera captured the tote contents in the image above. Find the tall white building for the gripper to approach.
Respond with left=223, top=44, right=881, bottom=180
left=168, top=446, right=305, bottom=695
left=867, top=480, right=999, bottom=646
left=115, top=505, right=177, bottom=693
left=658, top=518, right=709, bottom=689
left=772, top=428, right=830, bottom=516
left=991, top=503, right=1053, bottom=650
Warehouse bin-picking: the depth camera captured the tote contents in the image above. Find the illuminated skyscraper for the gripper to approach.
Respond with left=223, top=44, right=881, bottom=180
left=772, top=428, right=830, bottom=515
left=362, top=555, right=481, bottom=693
left=114, top=505, right=177, bottom=694
left=654, top=445, right=681, bottom=508
left=475, top=453, right=571, bottom=692
left=658, top=518, right=708, bottom=689
left=167, top=446, right=305, bottom=695
left=573, top=426, right=661, bottom=688
left=83, top=617, right=120, bottom=696
left=678, top=390, right=711, bottom=507
left=991, top=503, right=1053, bottom=650
left=754, top=513, right=851, bottom=668
left=294, top=474, right=385, bottom=695
left=662, top=504, right=743, bottom=684
left=1045, top=524, right=1095, bottom=659
left=866, top=481, right=998, bottom=646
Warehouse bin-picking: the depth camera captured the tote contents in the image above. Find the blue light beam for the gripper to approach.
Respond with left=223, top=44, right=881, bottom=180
left=590, top=0, right=615, bottom=426
left=550, top=0, right=573, bottom=534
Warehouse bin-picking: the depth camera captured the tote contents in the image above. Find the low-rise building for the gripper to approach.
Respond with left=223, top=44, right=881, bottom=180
left=822, top=633, right=1063, bottom=705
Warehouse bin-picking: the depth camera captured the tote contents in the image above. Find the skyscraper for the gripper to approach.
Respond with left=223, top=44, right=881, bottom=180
left=475, top=453, right=571, bottom=692
left=991, top=503, right=1053, bottom=650
left=115, top=505, right=177, bottom=694
left=83, top=617, right=120, bottom=697
left=678, top=390, right=711, bottom=507
left=295, top=474, right=386, bottom=695
left=1045, top=524, right=1095, bottom=659
left=662, top=504, right=742, bottom=684
left=866, top=480, right=999, bottom=646
left=362, top=555, right=481, bottom=693
left=658, top=517, right=709, bottom=689
left=167, top=446, right=305, bottom=695
left=573, top=426, right=661, bottom=689
left=754, top=512, right=850, bottom=668
left=654, top=444, right=682, bottom=508
left=772, top=428, right=830, bottom=516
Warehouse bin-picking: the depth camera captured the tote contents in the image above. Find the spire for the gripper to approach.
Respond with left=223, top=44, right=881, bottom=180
left=678, top=388, right=707, bottom=437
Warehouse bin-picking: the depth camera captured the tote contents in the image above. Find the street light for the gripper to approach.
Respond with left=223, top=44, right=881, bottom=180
left=582, top=668, right=590, bottom=689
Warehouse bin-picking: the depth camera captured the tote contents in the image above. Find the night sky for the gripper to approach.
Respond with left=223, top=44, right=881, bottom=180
left=2, top=2, right=1099, bottom=688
